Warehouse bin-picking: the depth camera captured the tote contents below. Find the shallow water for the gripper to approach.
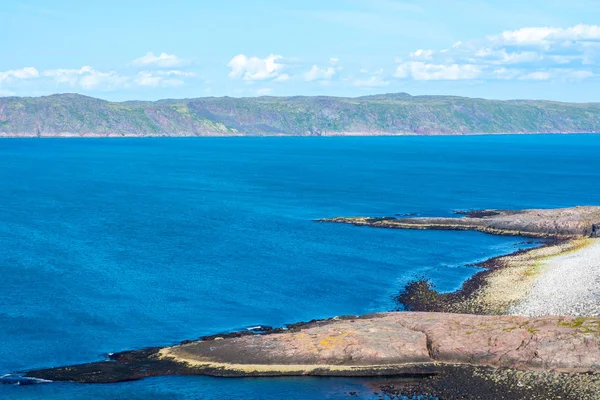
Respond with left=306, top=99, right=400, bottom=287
left=1, top=135, right=599, bottom=399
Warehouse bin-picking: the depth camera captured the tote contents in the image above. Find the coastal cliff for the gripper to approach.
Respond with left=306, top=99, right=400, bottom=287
left=1, top=93, right=600, bottom=137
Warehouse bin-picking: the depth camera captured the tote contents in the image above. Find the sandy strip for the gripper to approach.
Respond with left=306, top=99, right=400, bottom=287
left=159, top=347, right=437, bottom=375
left=511, top=239, right=600, bottom=317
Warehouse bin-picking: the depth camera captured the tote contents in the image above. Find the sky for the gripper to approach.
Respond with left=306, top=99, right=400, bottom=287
left=2, top=0, right=600, bottom=102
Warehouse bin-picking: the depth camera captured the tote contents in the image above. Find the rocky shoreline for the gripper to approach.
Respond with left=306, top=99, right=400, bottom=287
left=320, top=207, right=600, bottom=318
left=318, top=206, right=600, bottom=239
left=396, top=238, right=592, bottom=315
left=11, top=206, right=600, bottom=399
left=370, top=366, right=600, bottom=399
left=22, top=313, right=600, bottom=398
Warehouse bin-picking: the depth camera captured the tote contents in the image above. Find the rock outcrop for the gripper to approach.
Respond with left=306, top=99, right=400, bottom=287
left=320, top=206, right=600, bottom=239
left=25, top=313, right=600, bottom=383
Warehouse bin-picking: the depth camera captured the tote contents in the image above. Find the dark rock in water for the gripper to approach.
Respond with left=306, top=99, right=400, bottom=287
left=454, top=209, right=501, bottom=218
left=108, top=347, right=161, bottom=362
left=199, top=331, right=255, bottom=341
left=25, top=348, right=197, bottom=384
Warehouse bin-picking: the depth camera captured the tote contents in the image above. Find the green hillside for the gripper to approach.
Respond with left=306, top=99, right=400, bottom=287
left=1, top=93, right=599, bottom=137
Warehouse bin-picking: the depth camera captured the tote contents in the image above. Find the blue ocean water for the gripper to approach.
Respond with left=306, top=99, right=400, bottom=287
left=1, top=135, right=599, bottom=399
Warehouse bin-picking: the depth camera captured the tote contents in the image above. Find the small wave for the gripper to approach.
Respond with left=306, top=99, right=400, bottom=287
left=0, top=374, right=53, bottom=385
left=246, top=325, right=274, bottom=333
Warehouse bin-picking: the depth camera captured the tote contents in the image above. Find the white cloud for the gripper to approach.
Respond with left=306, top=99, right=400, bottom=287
left=273, top=73, right=290, bottom=82
left=493, top=27, right=560, bottom=47
left=155, top=70, right=197, bottom=77
left=1, top=62, right=198, bottom=93
left=491, top=24, right=600, bottom=47
left=304, top=65, right=337, bottom=81
left=0, top=67, right=40, bottom=84
left=395, top=61, right=482, bottom=80
left=42, top=66, right=196, bottom=90
left=567, top=70, right=595, bottom=80
left=227, top=54, right=286, bottom=81
left=409, top=49, right=434, bottom=60
left=329, top=57, right=339, bottom=64
left=135, top=71, right=184, bottom=87
left=9, top=67, right=39, bottom=79
left=134, top=72, right=161, bottom=87
left=474, top=49, right=541, bottom=64
left=0, top=89, right=16, bottom=96
left=353, top=68, right=389, bottom=87
left=491, top=68, right=522, bottom=80
left=353, top=76, right=390, bottom=88
left=519, top=71, right=552, bottom=81
left=394, top=24, right=600, bottom=83
left=257, top=88, right=273, bottom=95
left=131, top=52, right=186, bottom=67
left=492, top=68, right=596, bottom=82
left=43, top=66, right=129, bottom=90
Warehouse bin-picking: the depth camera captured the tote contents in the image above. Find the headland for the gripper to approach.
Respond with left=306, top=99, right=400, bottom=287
left=14, top=206, right=600, bottom=399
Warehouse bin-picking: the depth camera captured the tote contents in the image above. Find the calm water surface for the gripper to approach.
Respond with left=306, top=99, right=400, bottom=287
left=1, top=135, right=600, bottom=399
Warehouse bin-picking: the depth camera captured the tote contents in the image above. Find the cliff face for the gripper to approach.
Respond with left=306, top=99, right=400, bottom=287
left=1, top=93, right=600, bottom=137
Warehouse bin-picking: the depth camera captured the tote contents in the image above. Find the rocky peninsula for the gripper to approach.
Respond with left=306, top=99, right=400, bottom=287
left=320, top=206, right=600, bottom=239
left=14, top=206, right=600, bottom=399
left=22, top=313, right=600, bottom=398
left=320, top=206, right=600, bottom=317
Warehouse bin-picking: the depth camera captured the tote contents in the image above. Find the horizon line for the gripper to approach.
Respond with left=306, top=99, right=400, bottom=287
left=2, top=92, right=600, bottom=105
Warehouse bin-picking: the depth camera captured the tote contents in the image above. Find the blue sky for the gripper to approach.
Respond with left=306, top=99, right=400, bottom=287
left=2, top=0, right=600, bottom=101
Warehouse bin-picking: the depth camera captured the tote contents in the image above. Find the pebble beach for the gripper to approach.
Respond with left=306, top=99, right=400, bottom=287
left=511, top=239, right=600, bottom=317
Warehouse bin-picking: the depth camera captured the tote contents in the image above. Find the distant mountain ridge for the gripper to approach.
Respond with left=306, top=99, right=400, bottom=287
left=1, top=92, right=599, bottom=137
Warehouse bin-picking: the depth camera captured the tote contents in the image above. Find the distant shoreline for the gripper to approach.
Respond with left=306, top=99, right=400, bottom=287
left=1, top=132, right=600, bottom=139
left=2, top=92, right=600, bottom=137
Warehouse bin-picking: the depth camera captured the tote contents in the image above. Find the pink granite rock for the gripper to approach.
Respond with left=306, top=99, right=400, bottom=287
left=168, top=312, right=600, bottom=373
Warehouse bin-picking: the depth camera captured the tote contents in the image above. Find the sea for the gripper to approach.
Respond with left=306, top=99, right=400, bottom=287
left=1, top=135, right=599, bottom=399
